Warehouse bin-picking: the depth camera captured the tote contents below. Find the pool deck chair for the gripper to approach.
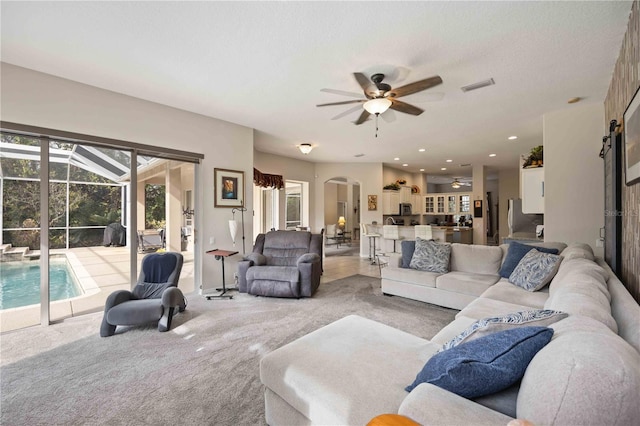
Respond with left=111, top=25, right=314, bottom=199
left=100, top=252, right=185, bottom=337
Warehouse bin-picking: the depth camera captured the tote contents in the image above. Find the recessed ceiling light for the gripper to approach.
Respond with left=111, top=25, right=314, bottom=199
left=394, top=157, right=400, bottom=161
left=419, top=168, right=425, bottom=172
left=489, top=153, right=497, bottom=157
left=402, top=163, right=408, bottom=167
left=446, top=159, right=453, bottom=163
left=508, top=136, right=518, bottom=140
left=418, top=148, right=426, bottom=152
left=441, top=167, right=447, bottom=171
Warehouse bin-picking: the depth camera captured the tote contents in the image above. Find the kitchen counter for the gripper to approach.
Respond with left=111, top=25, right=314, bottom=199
left=368, top=224, right=473, bottom=252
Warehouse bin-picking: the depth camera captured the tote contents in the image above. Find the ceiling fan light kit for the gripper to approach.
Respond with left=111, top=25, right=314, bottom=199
left=298, top=143, right=313, bottom=155
left=363, top=98, right=392, bottom=115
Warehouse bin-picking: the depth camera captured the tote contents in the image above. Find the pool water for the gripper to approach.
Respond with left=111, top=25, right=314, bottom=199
left=0, top=259, right=83, bottom=310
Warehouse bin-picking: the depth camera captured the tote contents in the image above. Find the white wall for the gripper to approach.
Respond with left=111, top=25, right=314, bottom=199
left=1, top=63, right=254, bottom=292
left=543, top=102, right=605, bottom=256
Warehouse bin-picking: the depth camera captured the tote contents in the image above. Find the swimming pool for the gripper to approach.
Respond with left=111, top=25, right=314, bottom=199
left=0, top=259, right=83, bottom=310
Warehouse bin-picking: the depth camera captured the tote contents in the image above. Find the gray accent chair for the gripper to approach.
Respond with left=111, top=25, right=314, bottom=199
left=100, top=252, right=185, bottom=337
left=238, top=230, right=322, bottom=298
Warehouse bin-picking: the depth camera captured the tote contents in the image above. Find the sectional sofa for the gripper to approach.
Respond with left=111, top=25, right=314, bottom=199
left=260, top=242, right=640, bottom=425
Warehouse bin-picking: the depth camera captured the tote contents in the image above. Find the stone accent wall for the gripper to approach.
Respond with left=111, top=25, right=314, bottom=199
left=604, top=0, right=640, bottom=302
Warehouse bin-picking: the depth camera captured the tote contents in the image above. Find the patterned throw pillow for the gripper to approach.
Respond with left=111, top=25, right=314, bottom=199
left=409, top=238, right=451, bottom=273
left=509, top=249, right=562, bottom=291
left=499, top=241, right=560, bottom=278
left=440, top=309, right=568, bottom=352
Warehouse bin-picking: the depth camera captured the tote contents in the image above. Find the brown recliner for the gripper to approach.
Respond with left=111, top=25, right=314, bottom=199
left=237, top=230, right=322, bottom=298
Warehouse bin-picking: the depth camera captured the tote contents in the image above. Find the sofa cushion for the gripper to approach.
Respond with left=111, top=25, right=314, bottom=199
left=400, top=240, right=416, bottom=268
left=517, top=327, right=640, bottom=426
left=435, top=272, right=499, bottom=297
left=480, top=279, right=549, bottom=309
left=457, top=297, right=538, bottom=321
left=499, top=241, right=559, bottom=278
left=548, top=258, right=609, bottom=299
left=381, top=267, right=439, bottom=288
left=508, top=249, right=562, bottom=291
left=440, top=309, right=567, bottom=351
left=409, top=238, right=451, bottom=273
left=450, top=243, right=504, bottom=275
left=560, top=242, right=595, bottom=261
left=405, top=327, right=553, bottom=398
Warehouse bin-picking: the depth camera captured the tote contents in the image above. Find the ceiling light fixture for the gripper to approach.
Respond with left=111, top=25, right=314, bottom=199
left=441, top=167, right=447, bottom=171
left=394, top=157, right=400, bottom=161
left=451, top=179, right=462, bottom=189
left=489, top=153, right=497, bottom=157
left=446, top=159, right=453, bottom=163
left=568, top=97, right=581, bottom=104
left=419, top=148, right=426, bottom=152
left=402, top=163, right=408, bottom=167
left=508, top=136, right=518, bottom=140
left=298, top=143, right=313, bottom=155
left=363, top=98, right=392, bottom=138
left=420, top=168, right=425, bottom=172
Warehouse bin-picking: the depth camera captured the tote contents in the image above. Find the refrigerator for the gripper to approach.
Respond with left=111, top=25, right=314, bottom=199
left=507, top=199, right=544, bottom=238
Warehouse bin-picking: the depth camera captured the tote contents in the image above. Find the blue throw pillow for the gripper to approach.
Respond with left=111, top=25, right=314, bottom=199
left=400, top=240, right=416, bottom=268
left=499, top=241, right=559, bottom=278
left=405, top=326, right=553, bottom=398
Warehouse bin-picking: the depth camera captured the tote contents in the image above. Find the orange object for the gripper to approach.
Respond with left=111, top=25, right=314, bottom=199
left=367, top=414, right=420, bottom=426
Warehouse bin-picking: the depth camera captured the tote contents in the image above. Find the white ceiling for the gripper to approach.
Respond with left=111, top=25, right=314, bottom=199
left=0, top=1, right=632, bottom=180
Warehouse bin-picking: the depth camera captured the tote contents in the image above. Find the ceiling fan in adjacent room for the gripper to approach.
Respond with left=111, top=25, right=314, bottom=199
left=316, top=72, right=443, bottom=135
left=450, top=177, right=472, bottom=189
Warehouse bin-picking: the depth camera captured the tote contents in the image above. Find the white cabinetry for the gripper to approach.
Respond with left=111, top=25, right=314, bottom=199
left=424, top=196, right=435, bottom=213
left=382, top=190, right=400, bottom=215
left=520, top=168, right=544, bottom=214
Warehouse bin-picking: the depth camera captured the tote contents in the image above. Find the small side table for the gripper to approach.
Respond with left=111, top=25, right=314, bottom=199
left=205, top=249, right=239, bottom=300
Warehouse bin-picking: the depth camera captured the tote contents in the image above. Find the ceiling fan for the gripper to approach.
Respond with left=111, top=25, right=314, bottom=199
left=451, top=178, right=472, bottom=189
left=317, top=72, right=443, bottom=125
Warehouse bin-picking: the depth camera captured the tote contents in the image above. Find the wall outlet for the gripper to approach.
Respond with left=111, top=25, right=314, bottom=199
left=209, top=237, right=215, bottom=245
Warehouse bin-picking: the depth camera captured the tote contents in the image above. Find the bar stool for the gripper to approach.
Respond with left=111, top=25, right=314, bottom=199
left=383, top=225, right=404, bottom=253
left=361, top=223, right=381, bottom=264
left=414, top=225, right=433, bottom=240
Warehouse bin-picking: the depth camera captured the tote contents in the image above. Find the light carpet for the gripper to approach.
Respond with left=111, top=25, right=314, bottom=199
left=0, top=274, right=456, bottom=425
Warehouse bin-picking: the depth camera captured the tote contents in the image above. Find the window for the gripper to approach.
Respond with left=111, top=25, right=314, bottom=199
left=285, top=181, right=302, bottom=229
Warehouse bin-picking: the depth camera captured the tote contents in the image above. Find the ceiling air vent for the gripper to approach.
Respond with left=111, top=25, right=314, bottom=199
left=461, top=78, right=495, bottom=93
left=460, top=163, right=472, bottom=167
left=354, top=153, right=365, bottom=157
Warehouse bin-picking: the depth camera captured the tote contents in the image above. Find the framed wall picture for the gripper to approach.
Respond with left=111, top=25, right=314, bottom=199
left=624, top=86, right=640, bottom=186
left=214, top=168, right=245, bottom=208
left=367, top=195, right=377, bottom=211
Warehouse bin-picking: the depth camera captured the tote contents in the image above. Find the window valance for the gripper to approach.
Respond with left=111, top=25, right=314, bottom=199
left=253, top=168, right=284, bottom=189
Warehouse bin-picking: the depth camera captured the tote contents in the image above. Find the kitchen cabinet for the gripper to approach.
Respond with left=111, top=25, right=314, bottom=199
left=400, top=186, right=412, bottom=203
left=382, top=190, right=400, bottom=215
left=424, top=196, right=435, bottom=213
left=521, top=167, right=544, bottom=214
left=446, top=195, right=457, bottom=214
left=411, top=194, right=422, bottom=213
left=436, top=195, right=446, bottom=213
left=458, top=194, right=471, bottom=214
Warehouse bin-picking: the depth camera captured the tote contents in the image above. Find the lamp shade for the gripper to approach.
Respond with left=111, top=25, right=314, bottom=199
left=299, top=143, right=313, bottom=155
left=229, top=220, right=238, bottom=245
left=338, top=216, right=346, bottom=229
left=363, top=98, right=392, bottom=115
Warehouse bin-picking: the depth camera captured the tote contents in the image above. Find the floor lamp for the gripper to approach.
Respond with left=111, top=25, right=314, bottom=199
left=229, top=207, right=247, bottom=254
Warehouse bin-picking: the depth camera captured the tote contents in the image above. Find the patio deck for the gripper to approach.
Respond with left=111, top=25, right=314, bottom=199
left=0, top=246, right=194, bottom=332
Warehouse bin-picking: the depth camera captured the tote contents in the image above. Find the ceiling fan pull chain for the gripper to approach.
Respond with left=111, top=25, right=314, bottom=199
left=375, top=113, right=379, bottom=138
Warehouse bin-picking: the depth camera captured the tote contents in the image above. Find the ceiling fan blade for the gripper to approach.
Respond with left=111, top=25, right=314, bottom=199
left=316, top=99, right=366, bottom=107
left=389, top=76, right=443, bottom=98
left=320, top=88, right=364, bottom=98
left=389, top=100, right=424, bottom=116
left=331, top=105, right=362, bottom=120
left=354, top=110, right=370, bottom=125
left=353, top=73, right=372, bottom=92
